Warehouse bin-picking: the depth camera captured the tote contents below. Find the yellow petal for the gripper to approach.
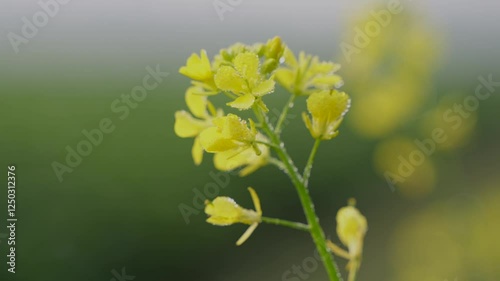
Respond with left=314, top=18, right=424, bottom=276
left=214, top=148, right=248, bottom=171
left=275, top=68, right=295, bottom=92
left=307, top=90, right=350, bottom=122
left=214, top=66, right=246, bottom=94
left=191, top=136, right=204, bottom=165
left=283, top=47, right=298, bottom=68
left=236, top=222, right=258, bottom=246
left=252, top=78, right=275, bottom=97
left=199, top=127, right=239, bottom=152
left=233, top=52, right=260, bottom=84
left=179, top=50, right=212, bottom=81
left=174, top=111, right=207, bottom=138
left=214, top=140, right=268, bottom=176
left=205, top=197, right=243, bottom=226
left=227, top=93, right=255, bottom=110
left=310, top=75, right=343, bottom=88
left=185, top=87, right=208, bottom=119
left=302, top=112, right=314, bottom=137
left=219, top=114, right=254, bottom=142
left=248, top=187, right=261, bottom=214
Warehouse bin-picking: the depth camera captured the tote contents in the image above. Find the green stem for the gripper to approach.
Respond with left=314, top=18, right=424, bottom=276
left=303, top=138, right=321, bottom=187
left=261, top=217, right=310, bottom=232
left=274, top=94, right=297, bottom=134
left=254, top=106, right=341, bottom=281
left=254, top=140, right=280, bottom=149
left=268, top=157, right=286, bottom=171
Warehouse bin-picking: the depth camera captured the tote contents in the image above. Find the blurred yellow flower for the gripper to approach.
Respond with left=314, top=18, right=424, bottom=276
left=174, top=87, right=222, bottom=165
left=199, top=114, right=257, bottom=153
left=374, top=136, right=436, bottom=198
left=214, top=134, right=270, bottom=176
left=276, top=49, right=342, bottom=95
left=336, top=201, right=367, bottom=258
left=214, top=52, right=275, bottom=110
left=205, top=187, right=262, bottom=245
left=302, top=90, right=351, bottom=140
left=342, top=11, right=439, bottom=139
left=179, top=49, right=213, bottom=82
left=419, top=96, right=477, bottom=151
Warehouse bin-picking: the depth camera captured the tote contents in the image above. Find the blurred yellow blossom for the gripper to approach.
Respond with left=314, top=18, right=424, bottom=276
left=336, top=200, right=367, bottom=259
left=342, top=11, right=439, bottom=139
left=276, top=49, right=343, bottom=95
left=205, top=187, right=262, bottom=245
left=374, top=137, right=436, bottom=198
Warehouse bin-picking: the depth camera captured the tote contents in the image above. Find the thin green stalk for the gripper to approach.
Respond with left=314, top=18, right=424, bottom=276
left=261, top=217, right=310, bottom=232
left=303, top=138, right=321, bottom=187
left=268, top=157, right=286, bottom=171
left=253, top=106, right=341, bottom=281
left=274, top=94, right=297, bottom=134
left=254, top=140, right=280, bottom=149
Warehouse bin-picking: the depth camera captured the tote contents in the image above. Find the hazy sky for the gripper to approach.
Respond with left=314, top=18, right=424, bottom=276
left=1, top=0, right=499, bottom=78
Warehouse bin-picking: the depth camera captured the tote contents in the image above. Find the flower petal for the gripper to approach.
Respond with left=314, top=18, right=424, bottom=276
left=199, top=127, right=239, bottom=152
left=233, top=52, right=260, bottom=84
left=214, top=66, right=246, bottom=94
left=236, top=222, right=258, bottom=246
left=186, top=87, right=208, bottom=119
left=179, top=50, right=212, bottom=81
left=174, top=111, right=207, bottom=138
left=191, top=136, right=204, bottom=165
left=253, top=78, right=275, bottom=97
left=227, top=93, right=255, bottom=110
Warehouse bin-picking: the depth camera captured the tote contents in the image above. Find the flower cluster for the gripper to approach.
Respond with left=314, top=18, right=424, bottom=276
left=174, top=37, right=363, bottom=281
left=175, top=37, right=351, bottom=172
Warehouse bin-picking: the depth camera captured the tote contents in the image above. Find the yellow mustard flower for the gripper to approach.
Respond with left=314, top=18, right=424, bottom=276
left=276, top=49, right=343, bottom=95
left=302, top=90, right=351, bottom=140
left=214, top=52, right=275, bottom=110
left=213, top=134, right=269, bottom=176
left=205, top=187, right=262, bottom=245
left=174, top=87, right=222, bottom=165
left=199, top=113, right=257, bottom=153
left=179, top=49, right=213, bottom=82
left=336, top=200, right=367, bottom=259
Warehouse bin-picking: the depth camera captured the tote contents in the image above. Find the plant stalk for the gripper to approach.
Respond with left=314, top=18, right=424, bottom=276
left=261, top=217, right=310, bottom=232
left=254, top=107, right=341, bottom=281
left=303, top=138, right=321, bottom=187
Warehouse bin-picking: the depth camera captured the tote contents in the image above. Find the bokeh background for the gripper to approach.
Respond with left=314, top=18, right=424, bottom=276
left=1, top=0, right=500, bottom=280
